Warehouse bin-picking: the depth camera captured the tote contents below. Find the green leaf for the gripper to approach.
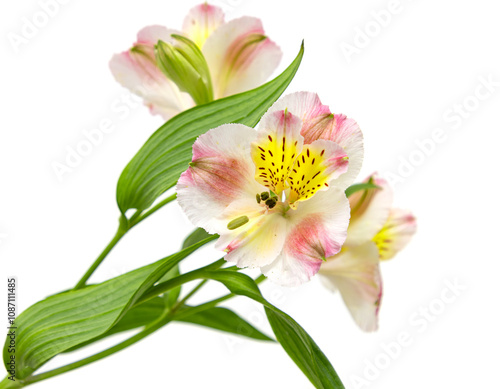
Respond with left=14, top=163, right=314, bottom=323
left=176, top=307, right=274, bottom=342
left=264, top=309, right=344, bottom=389
left=64, top=297, right=166, bottom=353
left=161, top=265, right=182, bottom=310
left=66, top=300, right=273, bottom=355
left=162, top=228, right=215, bottom=309
left=128, top=268, right=344, bottom=388
left=181, top=228, right=214, bottom=250
left=345, top=181, right=380, bottom=197
left=116, top=42, right=304, bottom=214
left=186, top=271, right=345, bottom=389
left=2, top=236, right=216, bottom=380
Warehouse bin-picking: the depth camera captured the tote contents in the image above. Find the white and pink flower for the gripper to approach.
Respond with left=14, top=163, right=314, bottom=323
left=109, top=3, right=282, bottom=120
left=319, top=174, right=417, bottom=331
left=177, top=92, right=364, bottom=286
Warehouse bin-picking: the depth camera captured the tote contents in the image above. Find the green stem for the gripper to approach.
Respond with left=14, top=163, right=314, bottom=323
left=175, top=280, right=207, bottom=309
left=73, top=194, right=177, bottom=290
left=129, top=193, right=177, bottom=228
left=73, top=224, right=127, bottom=290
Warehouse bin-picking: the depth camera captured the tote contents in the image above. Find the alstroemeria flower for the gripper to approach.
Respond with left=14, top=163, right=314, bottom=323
left=109, top=3, right=282, bottom=120
left=319, top=174, right=417, bottom=331
left=177, top=93, right=363, bottom=286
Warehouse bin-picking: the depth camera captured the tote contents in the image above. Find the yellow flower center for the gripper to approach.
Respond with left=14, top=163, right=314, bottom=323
left=252, top=133, right=335, bottom=209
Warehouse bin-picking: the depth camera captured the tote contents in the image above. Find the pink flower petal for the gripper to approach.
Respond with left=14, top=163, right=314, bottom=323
left=320, top=241, right=382, bottom=332
left=261, top=188, right=350, bottom=286
left=269, top=92, right=364, bottom=189
left=346, top=173, right=393, bottom=246
left=182, top=3, right=225, bottom=48
left=203, top=16, right=282, bottom=98
left=136, top=25, right=179, bottom=45
left=109, top=26, right=194, bottom=120
left=177, top=124, right=263, bottom=234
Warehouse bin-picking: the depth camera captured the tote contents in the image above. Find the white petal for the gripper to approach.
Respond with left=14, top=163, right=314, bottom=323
left=320, top=241, right=382, bottom=332
left=176, top=124, right=263, bottom=234
left=373, top=208, right=417, bottom=260
left=109, top=26, right=194, bottom=120
left=267, top=91, right=325, bottom=119
left=182, top=3, right=225, bottom=48
left=328, top=115, right=364, bottom=190
left=345, top=173, right=393, bottom=246
left=260, top=248, right=320, bottom=287
left=203, top=17, right=282, bottom=98
left=136, top=25, right=179, bottom=45
left=262, top=188, right=351, bottom=286
left=216, top=200, right=287, bottom=268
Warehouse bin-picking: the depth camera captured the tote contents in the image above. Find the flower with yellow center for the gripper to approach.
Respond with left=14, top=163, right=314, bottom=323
left=177, top=92, right=364, bottom=285
left=109, top=3, right=282, bottom=120
left=319, top=174, right=416, bottom=331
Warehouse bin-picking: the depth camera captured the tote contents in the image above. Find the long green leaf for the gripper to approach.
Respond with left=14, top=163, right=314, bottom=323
left=2, top=236, right=216, bottom=379
left=182, top=228, right=214, bottom=250
left=264, top=309, right=344, bottom=389
left=176, top=306, right=274, bottom=342
left=63, top=298, right=166, bottom=353
left=116, top=42, right=304, bottom=214
left=66, top=293, right=273, bottom=354
left=179, top=271, right=345, bottom=389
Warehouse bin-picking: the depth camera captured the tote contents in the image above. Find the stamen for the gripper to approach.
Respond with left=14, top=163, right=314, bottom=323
left=256, top=193, right=261, bottom=203
left=227, top=216, right=250, bottom=230
left=265, top=198, right=277, bottom=208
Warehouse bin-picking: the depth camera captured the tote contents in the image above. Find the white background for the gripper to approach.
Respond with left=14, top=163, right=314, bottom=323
left=1, top=0, right=499, bottom=388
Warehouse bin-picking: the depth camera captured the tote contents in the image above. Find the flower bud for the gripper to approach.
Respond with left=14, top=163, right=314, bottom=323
left=155, top=34, right=214, bottom=105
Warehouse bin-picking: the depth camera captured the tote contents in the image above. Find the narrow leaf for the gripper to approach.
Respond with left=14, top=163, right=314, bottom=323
left=177, top=307, right=274, bottom=342
left=265, top=308, right=345, bottom=389
left=188, top=271, right=345, bottom=389
left=64, top=298, right=166, bottom=353
left=182, top=228, right=214, bottom=250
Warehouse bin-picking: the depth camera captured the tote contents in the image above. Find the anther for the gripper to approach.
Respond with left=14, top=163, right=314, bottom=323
left=227, top=216, right=250, bottom=230
left=265, top=198, right=277, bottom=208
